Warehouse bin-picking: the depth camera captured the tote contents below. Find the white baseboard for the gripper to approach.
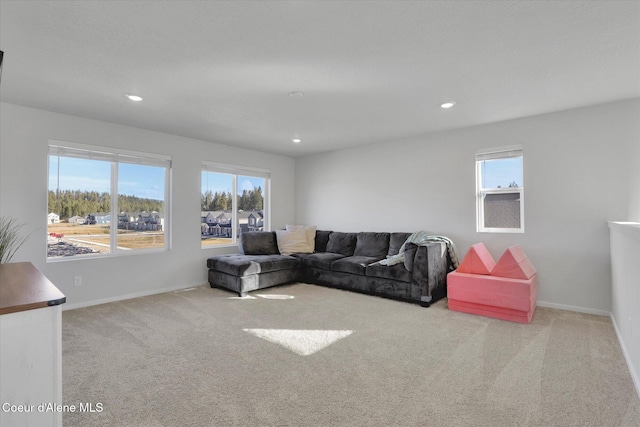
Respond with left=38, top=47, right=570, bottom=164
left=62, top=281, right=209, bottom=311
left=610, top=313, right=640, bottom=399
left=536, top=300, right=610, bottom=317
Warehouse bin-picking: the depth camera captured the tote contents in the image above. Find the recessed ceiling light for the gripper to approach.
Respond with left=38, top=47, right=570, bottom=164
left=292, top=138, right=302, bottom=144
left=440, top=102, right=456, bottom=109
left=125, top=93, right=143, bottom=102
left=289, top=91, right=304, bottom=98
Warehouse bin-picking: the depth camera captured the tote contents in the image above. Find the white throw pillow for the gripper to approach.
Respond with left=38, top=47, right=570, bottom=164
left=285, top=224, right=317, bottom=253
left=276, top=229, right=312, bottom=255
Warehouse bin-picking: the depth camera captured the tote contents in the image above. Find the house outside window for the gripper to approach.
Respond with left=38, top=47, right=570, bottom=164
left=47, top=141, right=171, bottom=260
left=476, top=145, right=524, bottom=233
left=201, top=162, right=269, bottom=248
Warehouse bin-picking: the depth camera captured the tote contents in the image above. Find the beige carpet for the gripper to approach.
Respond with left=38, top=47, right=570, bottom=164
left=62, top=283, right=640, bottom=427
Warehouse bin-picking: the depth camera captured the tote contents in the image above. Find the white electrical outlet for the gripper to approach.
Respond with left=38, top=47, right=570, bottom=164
left=74, top=276, right=82, bottom=287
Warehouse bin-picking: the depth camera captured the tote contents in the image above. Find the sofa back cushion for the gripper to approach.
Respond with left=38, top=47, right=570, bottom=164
left=314, top=230, right=332, bottom=252
left=285, top=224, right=317, bottom=253
left=240, top=231, right=279, bottom=255
left=325, top=232, right=357, bottom=256
left=388, top=232, right=412, bottom=256
left=275, top=229, right=313, bottom=255
left=354, top=232, right=390, bottom=258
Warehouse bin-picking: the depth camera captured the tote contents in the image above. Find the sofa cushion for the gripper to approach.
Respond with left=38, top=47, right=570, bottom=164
left=240, top=231, right=279, bottom=255
left=326, top=232, right=357, bottom=256
left=331, top=256, right=381, bottom=275
left=354, top=232, right=390, bottom=258
left=275, top=229, right=312, bottom=255
left=302, top=252, right=346, bottom=270
left=314, top=230, right=332, bottom=252
left=366, top=263, right=412, bottom=283
left=388, top=232, right=412, bottom=256
left=208, top=254, right=300, bottom=276
left=286, top=224, right=317, bottom=253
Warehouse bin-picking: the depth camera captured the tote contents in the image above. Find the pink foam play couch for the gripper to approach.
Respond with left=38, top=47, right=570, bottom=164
left=447, top=243, right=537, bottom=324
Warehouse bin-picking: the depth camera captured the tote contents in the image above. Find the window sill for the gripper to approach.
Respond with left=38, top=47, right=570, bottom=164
left=46, top=247, right=169, bottom=263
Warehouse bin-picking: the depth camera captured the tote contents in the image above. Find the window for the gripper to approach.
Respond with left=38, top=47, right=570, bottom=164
left=476, top=146, right=524, bottom=233
left=47, top=142, right=171, bottom=260
left=201, top=162, right=269, bottom=248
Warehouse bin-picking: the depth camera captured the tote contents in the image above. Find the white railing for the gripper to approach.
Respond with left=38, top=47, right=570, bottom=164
left=609, top=221, right=640, bottom=398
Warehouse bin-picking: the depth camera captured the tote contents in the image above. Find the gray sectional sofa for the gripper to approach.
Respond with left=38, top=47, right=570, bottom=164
left=206, top=230, right=451, bottom=307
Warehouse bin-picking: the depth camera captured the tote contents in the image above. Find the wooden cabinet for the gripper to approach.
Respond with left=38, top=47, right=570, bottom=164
left=0, top=262, right=66, bottom=427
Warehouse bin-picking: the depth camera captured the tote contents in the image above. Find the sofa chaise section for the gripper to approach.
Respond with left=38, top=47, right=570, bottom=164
left=206, top=232, right=302, bottom=297
left=207, top=255, right=301, bottom=297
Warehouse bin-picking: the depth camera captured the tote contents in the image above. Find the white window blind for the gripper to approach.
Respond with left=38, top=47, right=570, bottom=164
left=202, top=161, right=270, bottom=179
left=476, top=145, right=523, bottom=162
left=49, top=142, right=171, bottom=168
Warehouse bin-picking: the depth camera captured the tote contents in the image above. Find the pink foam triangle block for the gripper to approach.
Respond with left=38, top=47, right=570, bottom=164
left=491, top=245, right=537, bottom=279
left=456, top=243, right=495, bottom=275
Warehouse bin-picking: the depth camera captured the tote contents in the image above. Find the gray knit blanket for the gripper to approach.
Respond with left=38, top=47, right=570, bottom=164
left=371, top=231, right=460, bottom=271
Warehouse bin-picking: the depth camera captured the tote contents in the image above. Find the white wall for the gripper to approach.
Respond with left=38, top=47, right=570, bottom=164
left=0, top=102, right=296, bottom=308
left=2, top=99, right=637, bottom=313
left=295, top=99, right=640, bottom=314
left=629, top=117, right=640, bottom=221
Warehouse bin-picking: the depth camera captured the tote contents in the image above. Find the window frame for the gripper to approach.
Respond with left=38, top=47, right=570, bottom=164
left=476, top=145, right=524, bottom=234
left=201, top=161, right=270, bottom=249
left=47, top=140, right=172, bottom=262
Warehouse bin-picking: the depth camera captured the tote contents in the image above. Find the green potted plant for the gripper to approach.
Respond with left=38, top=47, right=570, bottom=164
left=0, top=217, right=30, bottom=264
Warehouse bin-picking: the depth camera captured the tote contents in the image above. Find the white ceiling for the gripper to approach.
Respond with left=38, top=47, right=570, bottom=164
left=1, top=1, right=638, bottom=157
